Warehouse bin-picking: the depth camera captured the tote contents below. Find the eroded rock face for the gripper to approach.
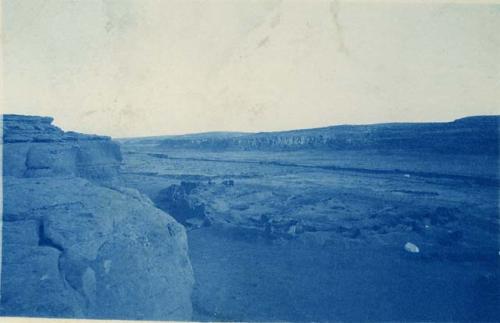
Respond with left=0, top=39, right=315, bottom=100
left=3, top=115, right=122, bottom=180
left=1, top=115, right=194, bottom=320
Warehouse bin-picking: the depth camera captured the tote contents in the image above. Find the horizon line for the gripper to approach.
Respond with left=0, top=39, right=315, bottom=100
left=2, top=113, right=499, bottom=140
left=114, top=114, right=500, bottom=140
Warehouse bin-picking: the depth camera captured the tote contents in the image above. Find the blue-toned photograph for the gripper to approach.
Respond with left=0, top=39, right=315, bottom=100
left=1, top=1, right=499, bottom=322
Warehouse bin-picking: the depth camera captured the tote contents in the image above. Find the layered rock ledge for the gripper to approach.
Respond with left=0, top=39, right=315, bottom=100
left=3, top=115, right=122, bottom=180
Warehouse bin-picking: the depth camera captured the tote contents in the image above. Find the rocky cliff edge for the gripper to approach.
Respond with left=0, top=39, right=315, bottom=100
left=1, top=114, right=194, bottom=320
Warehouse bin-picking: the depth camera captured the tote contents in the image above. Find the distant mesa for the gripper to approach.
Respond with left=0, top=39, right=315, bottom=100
left=121, top=115, right=500, bottom=154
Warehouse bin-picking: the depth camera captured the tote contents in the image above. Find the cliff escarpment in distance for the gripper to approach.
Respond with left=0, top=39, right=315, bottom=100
left=154, top=116, right=499, bottom=154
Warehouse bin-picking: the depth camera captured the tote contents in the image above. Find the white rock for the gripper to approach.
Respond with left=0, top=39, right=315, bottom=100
left=404, top=242, right=420, bottom=253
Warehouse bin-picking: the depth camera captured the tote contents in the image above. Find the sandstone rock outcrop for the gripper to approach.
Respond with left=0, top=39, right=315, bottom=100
left=1, top=115, right=194, bottom=320
left=3, top=115, right=122, bottom=180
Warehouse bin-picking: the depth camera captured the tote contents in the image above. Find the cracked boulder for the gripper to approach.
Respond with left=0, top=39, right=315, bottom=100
left=1, top=176, right=194, bottom=320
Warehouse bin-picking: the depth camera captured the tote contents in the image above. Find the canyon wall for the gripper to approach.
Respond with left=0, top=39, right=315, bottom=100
left=157, top=116, right=499, bottom=154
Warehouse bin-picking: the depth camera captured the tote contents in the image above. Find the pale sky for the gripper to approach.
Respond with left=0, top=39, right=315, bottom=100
left=2, top=0, right=500, bottom=137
